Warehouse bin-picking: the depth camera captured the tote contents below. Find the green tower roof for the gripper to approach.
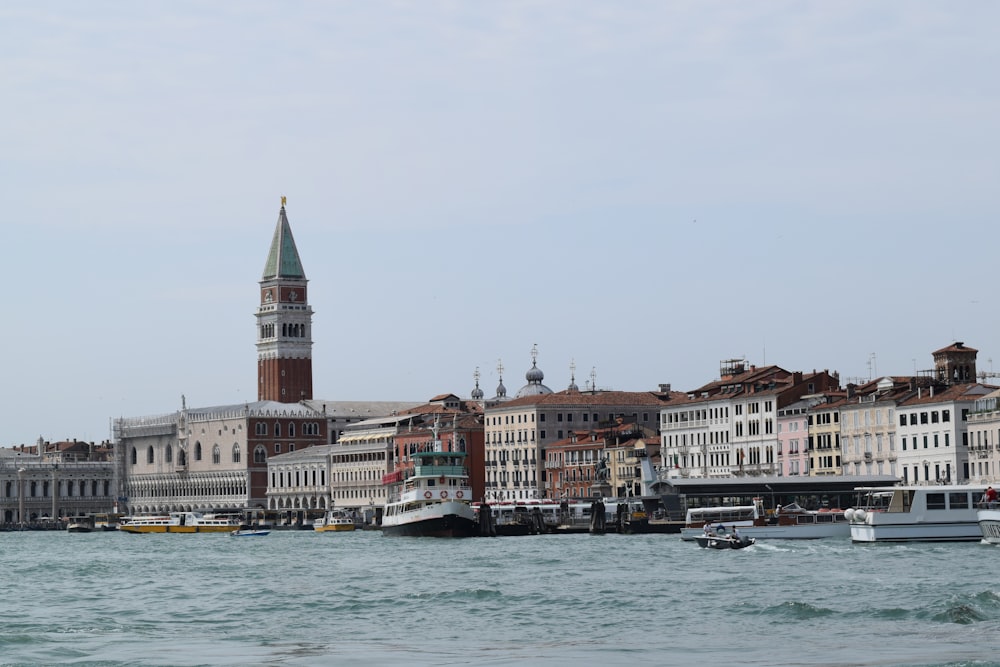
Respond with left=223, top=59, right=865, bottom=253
left=261, top=205, right=306, bottom=280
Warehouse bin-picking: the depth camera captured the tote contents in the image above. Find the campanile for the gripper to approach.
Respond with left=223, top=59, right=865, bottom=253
left=256, top=198, right=314, bottom=402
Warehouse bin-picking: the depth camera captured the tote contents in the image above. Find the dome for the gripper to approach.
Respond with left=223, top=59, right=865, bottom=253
left=515, top=360, right=552, bottom=398
left=471, top=385, right=484, bottom=400
left=525, top=361, right=544, bottom=383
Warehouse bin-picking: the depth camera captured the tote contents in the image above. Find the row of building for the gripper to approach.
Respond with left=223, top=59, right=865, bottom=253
left=4, top=202, right=1000, bottom=523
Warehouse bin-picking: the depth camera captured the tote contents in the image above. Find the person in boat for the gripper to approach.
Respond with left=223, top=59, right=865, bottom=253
left=703, top=523, right=713, bottom=536
left=715, top=523, right=726, bottom=535
left=984, top=486, right=998, bottom=507
left=731, top=526, right=741, bottom=542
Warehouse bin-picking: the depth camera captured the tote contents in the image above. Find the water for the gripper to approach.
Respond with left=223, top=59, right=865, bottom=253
left=2, top=530, right=1000, bottom=667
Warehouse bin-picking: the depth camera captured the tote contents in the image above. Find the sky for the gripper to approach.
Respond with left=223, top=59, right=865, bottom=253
left=3, top=2, right=999, bottom=446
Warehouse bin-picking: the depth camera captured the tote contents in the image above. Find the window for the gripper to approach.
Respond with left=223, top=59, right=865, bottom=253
left=194, top=442, right=202, bottom=461
left=212, top=445, right=220, bottom=464
left=288, top=423, right=295, bottom=437
left=130, top=447, right=137, bottom=465
left=274, top=423, right=281, bottom=437
left=146, top=446, right=154, bottom=464
left=274, top=443, right=281, bottom=454
left=256, top=423, right=267, bottom=436
left=949, top=492, right=969, bottom=509
left=165, top=445, right=172, bottom=463
left=926, top=493, right=946, bottom=510
left=254, top=445, right=267, bottom=463
left=232, top=444, right=241, bottom=463
left=920, top=412, right=928, bottom=424
left=943, top=410, right=951, bottom=422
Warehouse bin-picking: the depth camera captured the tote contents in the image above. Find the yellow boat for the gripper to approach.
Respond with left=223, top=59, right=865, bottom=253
left=118, top=511, right=242, bottom=534
left=313, top=509, right=356, bottom=533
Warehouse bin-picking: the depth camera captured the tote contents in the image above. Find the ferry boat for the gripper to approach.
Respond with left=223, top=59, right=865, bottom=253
left=846, top=484, right=988, bottom=543
left=977, top=503, right=1000, bottom=544
left=381, top=422, right=478, bottom=538
left=314, top=509, right=356, bottom=533
left=118, top=511, right=243, bottom=534
left=679, top=498, right=849, bottom=541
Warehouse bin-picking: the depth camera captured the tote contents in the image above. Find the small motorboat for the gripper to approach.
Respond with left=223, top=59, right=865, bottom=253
left=695, top=533, right=755, bottom=550
left=231, top=526, right=271, bottom=537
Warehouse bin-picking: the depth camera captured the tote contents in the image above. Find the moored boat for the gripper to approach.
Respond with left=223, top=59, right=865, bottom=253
left=118, top=511, right=243, bottom=534
left=381, top=419, right=478, bottom=538
left=680, top=498, right=849, bottom=541
left=847, top=484, right=987, bottom=543
left=314, top=509, right=356, bottom=533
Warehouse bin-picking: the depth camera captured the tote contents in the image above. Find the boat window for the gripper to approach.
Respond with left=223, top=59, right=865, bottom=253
left=948, top=492, right=970, bottom=509
left=926, top=493, right=946, bottom=510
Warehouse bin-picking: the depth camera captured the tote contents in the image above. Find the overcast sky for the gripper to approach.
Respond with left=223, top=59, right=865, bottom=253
left=3, top=2, right=999, bottom=446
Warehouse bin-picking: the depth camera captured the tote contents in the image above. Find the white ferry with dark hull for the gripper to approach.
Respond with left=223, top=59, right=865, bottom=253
left=381, top=422, right=478, bottom=538
left=847, top=485, right=987, bottom=543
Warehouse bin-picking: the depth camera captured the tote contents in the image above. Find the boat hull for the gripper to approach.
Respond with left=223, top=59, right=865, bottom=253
left=978, top=508, right=1000, bottom=544
left=695, top=535, right=755, bottom=549
left=119, top=525, right=238, bottom=534
left=314, top=524, right=356, bottom=533
left=382, top=513, right=479, bottom=538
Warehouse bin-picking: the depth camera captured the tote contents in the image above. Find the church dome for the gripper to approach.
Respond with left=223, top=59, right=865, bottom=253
left=515, top=348, right=552, bottom=398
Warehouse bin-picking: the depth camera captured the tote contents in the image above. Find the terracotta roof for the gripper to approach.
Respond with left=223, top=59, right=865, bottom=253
left=933, top=341, right=978, bottom=355
left=489, top=389, right=686, bottom=410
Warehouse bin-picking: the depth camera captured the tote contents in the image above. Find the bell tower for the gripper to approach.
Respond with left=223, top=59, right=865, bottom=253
left=256, top=198, right=313, bottom=402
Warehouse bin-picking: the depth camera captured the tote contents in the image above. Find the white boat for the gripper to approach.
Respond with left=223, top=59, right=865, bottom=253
left=977, top=504, right=1000, bottom=544
left=679, top=499, right=849, bottom=541
left=314, top=509, right=356, bottom=533
left=231, top=527, right=271, bottom=537
left=66, top=516, right=94, bottom=533
left=381, top=420, right=478, bottom=538
left=118, top=511, right=243, bottom=534
left=846, top=484, right=988, bottom=543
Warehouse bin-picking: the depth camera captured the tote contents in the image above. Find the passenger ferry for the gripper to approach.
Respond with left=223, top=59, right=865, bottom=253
left=846, top=484, right=988, bottom=542
left=118, top=511, right=243, bottom=534
left=381, top=422, right=478, bottom=538
left=680, top=498, right=849, bottom=540
left=314, top=509, right=356, bottom=533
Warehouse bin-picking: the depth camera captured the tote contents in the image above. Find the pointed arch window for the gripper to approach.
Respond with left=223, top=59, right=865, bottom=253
left=253, top=445, right=267, bottom=464
left=288, top=422, right=295, bottom=438
left=165, top=445, right=173, bottom=463
left=232, top=444, right=241, bottom=463
left=130, top=447, right=137, bottom=465
left=194, top=442, right=203, bottom=461
left=146, top=446, right=154, bottom=464
left=274, top=423, right=281, bottom=437
left=179, top=449, right=187, bottom=466
left=212, top=445, right=221, bottom=464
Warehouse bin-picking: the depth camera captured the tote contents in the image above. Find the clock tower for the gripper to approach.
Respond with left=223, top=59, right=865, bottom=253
left=256, top=199, right=313, bottom=402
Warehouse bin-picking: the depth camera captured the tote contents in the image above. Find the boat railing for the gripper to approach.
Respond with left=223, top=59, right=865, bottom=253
left=413, top=464, right=465, bottom=477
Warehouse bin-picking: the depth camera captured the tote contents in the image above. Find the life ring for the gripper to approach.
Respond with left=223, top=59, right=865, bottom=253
left=424, top=491, right=432, bottom=499
left=440, top=491, right=448, bottom=499
left=456, top=491, right=464, bottom=499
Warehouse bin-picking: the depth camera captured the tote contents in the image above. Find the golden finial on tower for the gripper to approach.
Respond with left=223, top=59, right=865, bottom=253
left=281, top=195, right=287, bottom=208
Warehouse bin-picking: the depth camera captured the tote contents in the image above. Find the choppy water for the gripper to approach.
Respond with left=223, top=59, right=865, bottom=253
left=2, top=530, right=1000, bottom=667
